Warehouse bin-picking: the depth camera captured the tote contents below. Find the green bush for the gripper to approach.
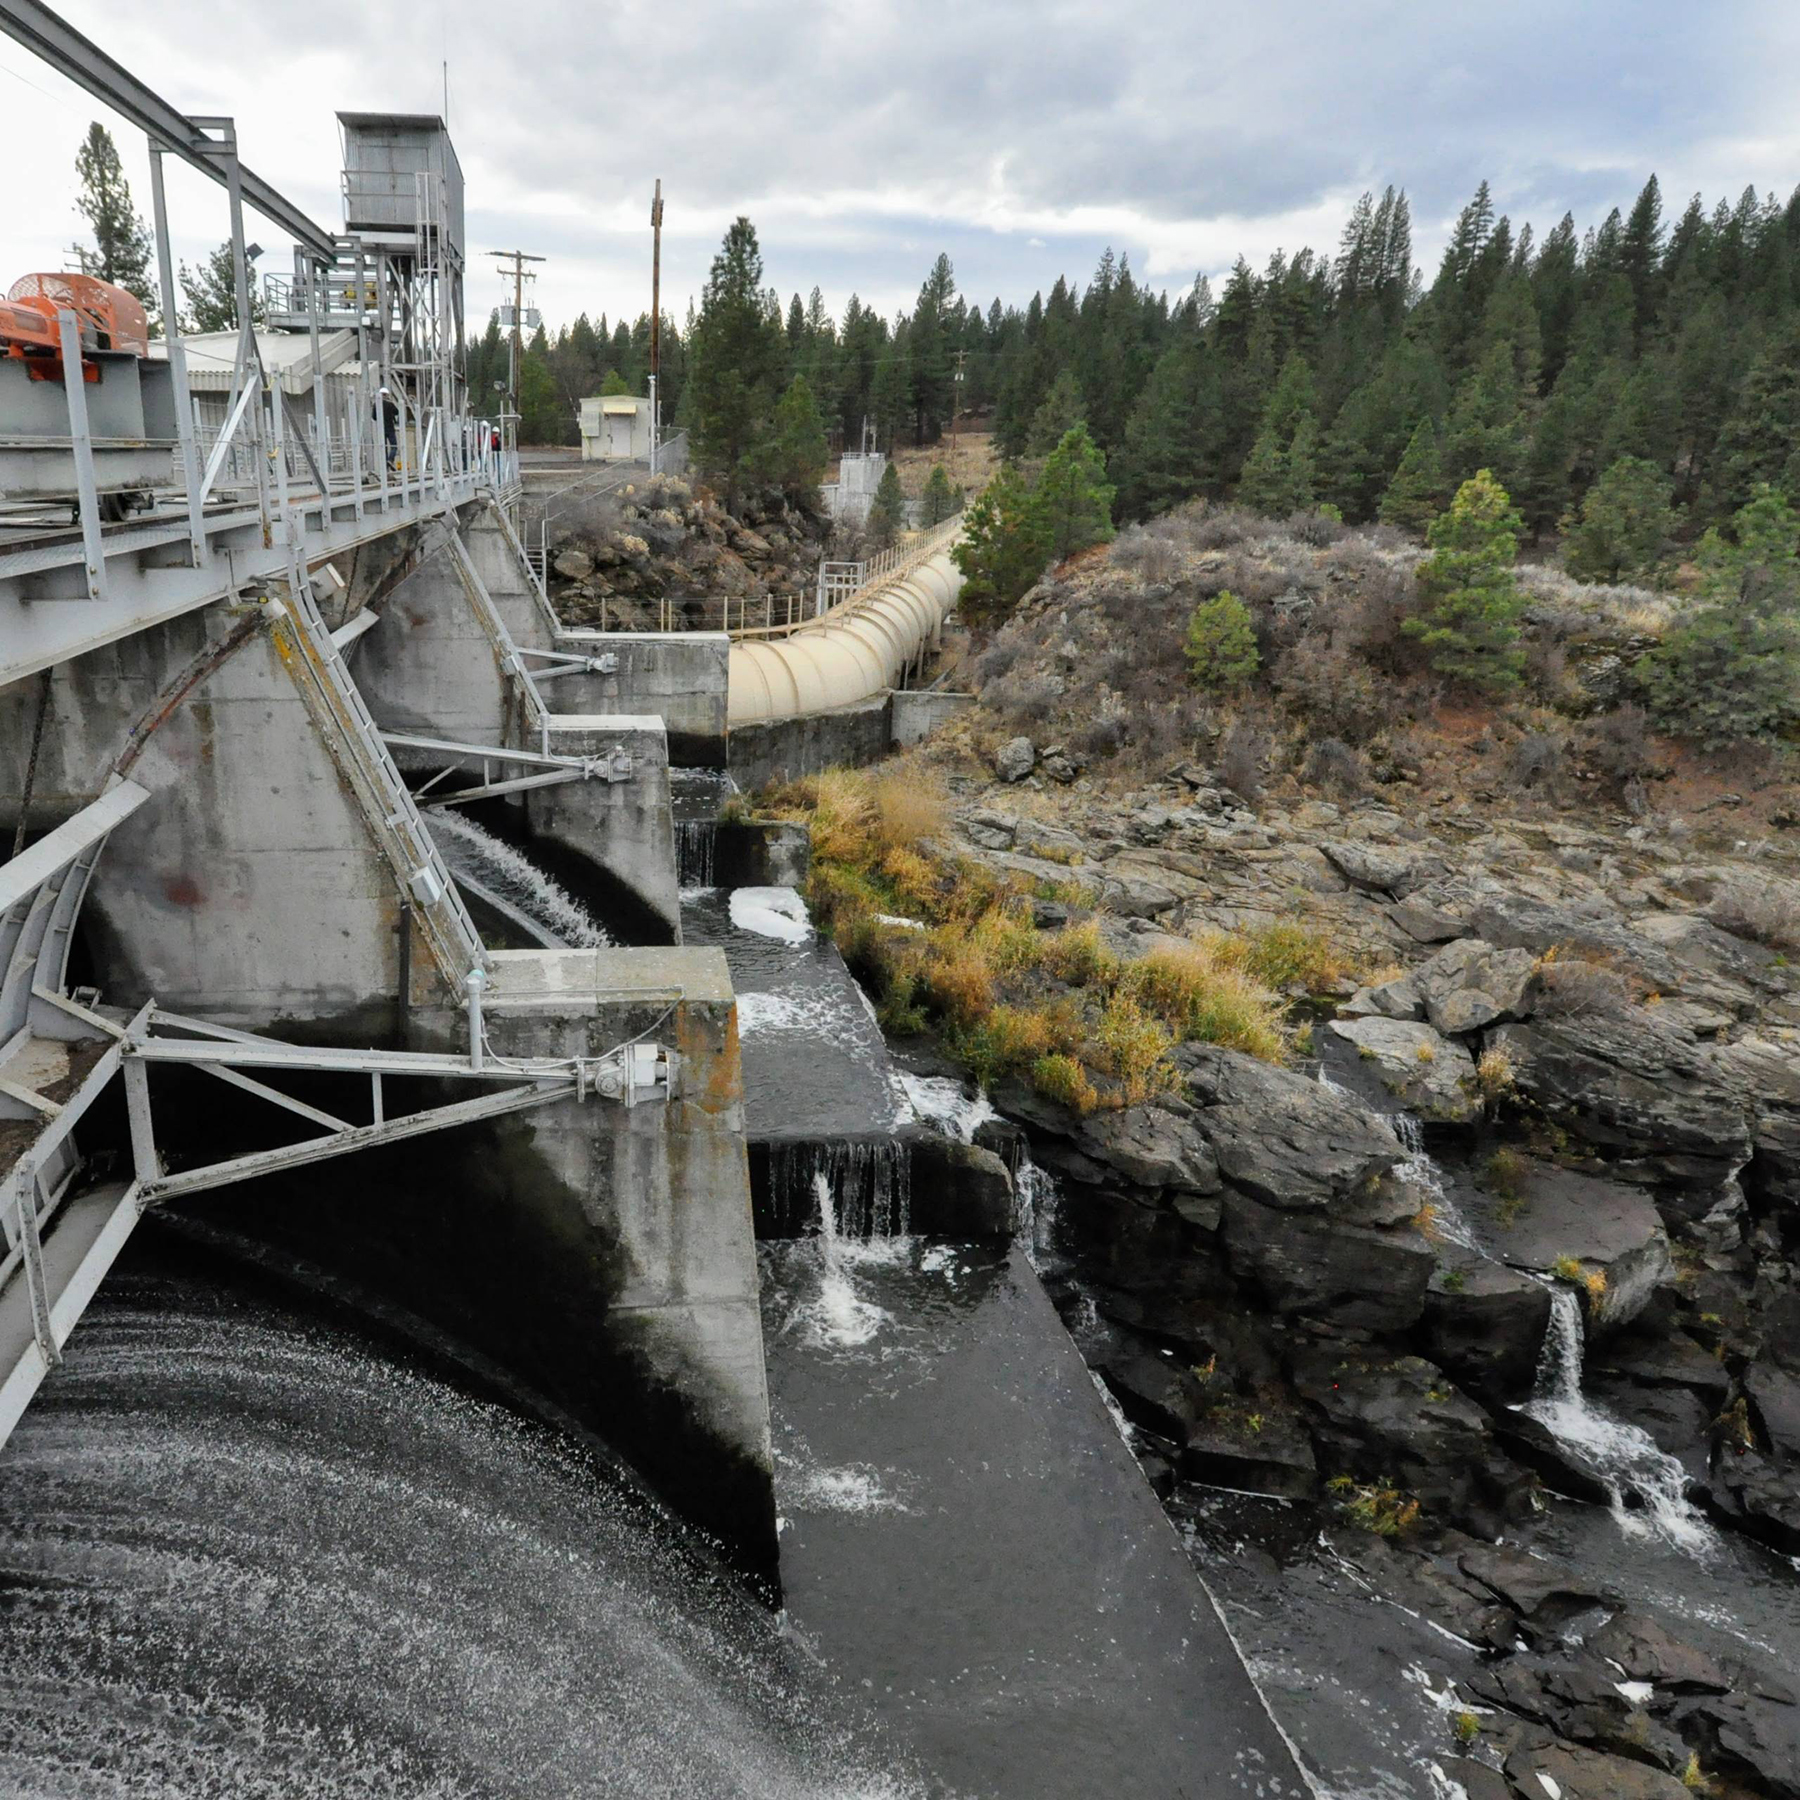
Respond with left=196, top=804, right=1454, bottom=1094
left=1183, top=590, right=1260, bottom=690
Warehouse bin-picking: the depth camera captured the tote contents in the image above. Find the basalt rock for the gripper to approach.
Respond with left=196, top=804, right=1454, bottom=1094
left=1488, top=1015, right=1753, bottom=1191
left=1327, top=1015, right=1480, bottom=1123
left=1412, top=937, right=1543, bottom=1035
left=1290, top=1349, right=1530, bottom=1533
left=1422, top=1257, right=1553, bottom=1398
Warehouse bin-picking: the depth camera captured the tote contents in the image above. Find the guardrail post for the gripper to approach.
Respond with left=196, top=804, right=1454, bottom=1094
left=56, top=309, right=106, bottom=602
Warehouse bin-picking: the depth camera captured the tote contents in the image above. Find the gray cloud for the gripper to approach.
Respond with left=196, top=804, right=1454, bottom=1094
left=5, top=0, right=1797, bottom=327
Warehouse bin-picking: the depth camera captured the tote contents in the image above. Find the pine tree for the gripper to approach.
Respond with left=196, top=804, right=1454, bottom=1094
left=1563, top=455, right=1673, bottom=583
left=871, top=343, right=912, bottom=450
left=1026, top=369, right=1086, bottom=457
left=953, top=466, right=1049, bottom=624
left=1380, top=417, right=1448, bottom=534
left=921, top=464, right=961, bottom=526
left=1114, top=338, right=1220, bottom=519
left=687, top=217, right=785, bottom=505
left=867, top=460, right=908, bottom=547
left=178, top=242, right=262, bottom=333
left=1404, top=470, right=1527, bottom=692
left=752, top=376, right=829, bottom=508
left=1184, top=592, right=1260, bottom=690
left=1641, top=486, right=1800, bottom=744
left=1712, top=322, right=1800, bottom=513
left=73, top=123, right=156, bottom=323
left=1031, top=424, right=1115, bottom=561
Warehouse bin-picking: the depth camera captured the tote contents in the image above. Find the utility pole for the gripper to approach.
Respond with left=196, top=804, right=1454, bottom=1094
left=649, top=179, right=663, bottom=469
left=950, top=347, right=967, bottom=475
left=487, top=247, right=544, bottom=424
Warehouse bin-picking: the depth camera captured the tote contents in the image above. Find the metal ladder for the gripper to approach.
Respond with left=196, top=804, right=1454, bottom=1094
left=273, top=567, right=488, bottom=988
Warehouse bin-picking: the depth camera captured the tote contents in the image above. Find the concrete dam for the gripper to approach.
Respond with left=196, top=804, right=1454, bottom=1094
left=0, top=9, right=1312, bottom=1793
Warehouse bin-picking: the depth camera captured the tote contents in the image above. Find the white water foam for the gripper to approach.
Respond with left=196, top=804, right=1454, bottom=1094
left=796, top=1173, right=891, bottom=1349
left=897, top=1072, right=998, bottom=1143
left=1519, top=1286, right=1715, bottom=1555
left=1390, top=1114, right=1480, bottom=1253
left=784, top=1463, right=911, bottom=1516
left=429, top=813, right=610, bottom=948
left=730, top=886, right=813, bottom=944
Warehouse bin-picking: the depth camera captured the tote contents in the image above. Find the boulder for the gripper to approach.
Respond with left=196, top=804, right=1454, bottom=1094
left=1291, top=1349, right=1528, bottom=1531
left=1327, top=1015, right=1480, bottom=1124
left=1339, top=972, right=1425, bottom=1020
left=1713, top=1031, right=1800, bottom=1214
left=1422, top=1258, right=1553, bottom=1398
left=1181, top=1046, right=1406, bottom=1212
left=1677, top=1691, right=1800, bottom=1800
left=1502, top=1741, right=1691, bottom=1799
left=1488, top=1015, right=1753, bottom=1189
left=1181, top=1405, right=1318, bottom=1498
left=1467, top=1157, right=1672, bottom=1333
left=995, top=737, right=1036, bottom=783
left=1456, top=1544, right=1618, bottom=1629
left=1076, top=1102, right=1221, bottom=1196
left=1220, top=1194, right=1435, bottom=1334
left=1413, top=937, right=1542, bottom=1035
left=551, top=546, right=594, bottom=580
left=905, top=1137, right=1015, bottom=1239
left=1320, top=839, right=1422, bottom=893
left=1588, top=1610, right=1729, bottom=1693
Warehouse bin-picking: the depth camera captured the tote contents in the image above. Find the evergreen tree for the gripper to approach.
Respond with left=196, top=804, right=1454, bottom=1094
left=687, top=217, right=786, bottom=504
left=1115, top=337, right=1221, bottom=519
left=921, top=463, right=961, bottom=526
left=1379, top=417, right=1448, bottom=534
left=1031, top=424, right=1115, bottom=560
left=953, top=467, right=1049, bottom=624
left=871, top=343, right=912, bottom=449
left=1641, top=485, right=1800, bottom=744
left=1712, top=322, right=1800, bottom=512
left=1184, top=592, right=1260, bottom=690
left=1025, top=369, right=1086, bottom=457
left=1563, top=455, right=1674, bottom=583
left=867, top=460, right=907, bottom=547
left=752, top=376, right=829, bottom=508
left=178, top=242, right=262, bottom=333
left=73, top=123, right=156, bottom=323
left=1404, top=470, right=1527, bottom=692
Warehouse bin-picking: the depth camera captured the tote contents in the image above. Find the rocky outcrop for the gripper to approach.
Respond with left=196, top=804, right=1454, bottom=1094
left=1327, top=1015, right=1479, bottom=1123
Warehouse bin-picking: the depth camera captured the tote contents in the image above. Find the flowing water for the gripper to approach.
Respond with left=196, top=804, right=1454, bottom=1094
left=428, top=812, right=610, bottom=948
left=1518, top=1285, right=1716, bottom=1553
left=0, top=1241, right=920, bottom=1800
left=672, top=769, right=738, bottom=892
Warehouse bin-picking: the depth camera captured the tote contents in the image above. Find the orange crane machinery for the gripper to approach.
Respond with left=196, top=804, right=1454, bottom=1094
left=1, top=273, right=150, bottom=373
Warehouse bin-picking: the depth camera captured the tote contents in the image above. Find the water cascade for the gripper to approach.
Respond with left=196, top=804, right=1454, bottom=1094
left=1520, top=1285, right=1715, bottom=1553
left=428, top=812, right=611, bottom=948
left=676, top=820, right=717, bottom=888
left=763, top=1139, right=911, bottom=1239
left=1390, top=1112, right=1480, bottom=1252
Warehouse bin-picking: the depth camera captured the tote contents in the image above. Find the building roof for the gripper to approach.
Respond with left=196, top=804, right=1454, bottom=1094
left=146, top=329, right=359, bottom=394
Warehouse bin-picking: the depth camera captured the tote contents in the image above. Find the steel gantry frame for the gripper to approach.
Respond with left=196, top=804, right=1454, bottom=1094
left=0, top=789, right=678, bottom=1454
left=0, top=0, right=499, bottom=689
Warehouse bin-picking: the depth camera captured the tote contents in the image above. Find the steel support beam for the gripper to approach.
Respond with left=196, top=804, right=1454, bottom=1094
left=0, top=1, right=337, bottom=261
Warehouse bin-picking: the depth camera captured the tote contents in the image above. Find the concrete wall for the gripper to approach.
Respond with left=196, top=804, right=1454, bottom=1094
left=352, top=540, right=526, bottom=752
left=550, top=632, right=729, bottom=770
left=526, top=715, right=680, bottom=941
left=0, top=606, right=425, bottom=1032
left=728, top=694, right=892, bottom=791
left=892, top=688, right=976, bottom=747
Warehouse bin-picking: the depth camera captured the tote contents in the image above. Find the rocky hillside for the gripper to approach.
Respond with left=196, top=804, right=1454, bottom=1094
left=547, top=476, right=835, bottom=629
left=823, top=504, right=1800, bottom=1797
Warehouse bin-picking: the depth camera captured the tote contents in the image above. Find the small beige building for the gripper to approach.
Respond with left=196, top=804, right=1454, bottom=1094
left=579, top=393, right=653, bottom=462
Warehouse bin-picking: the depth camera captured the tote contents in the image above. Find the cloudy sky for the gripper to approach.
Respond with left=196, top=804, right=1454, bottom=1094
left=4, top=0, right=1798, bottom=334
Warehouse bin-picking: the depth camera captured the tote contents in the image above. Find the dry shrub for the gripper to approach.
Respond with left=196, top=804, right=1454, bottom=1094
left=1285, top=508, right=1350, bottom=547
left=1578, top=703, right=1654, bottom=791
left=974, top=640, right=1021, bottom=683
left=1707, top=877, right=1800, bottom=951
left=1171, top=504, right=1259, bottom=552
left=988, top=670, right=1061, bottom=726
left=868, top=770, right=946, bottom=852
left=1111, top=526, right=1183, bottom=584
left=1275, top=638, right=1384, bottom=744
left=922, top=925, right=995, bottom=1025
left=1219, top=719, right=1268, bottom=802
left=1534, top=954, right=1634, bottom=1016
left=1032, top=1052, right=1100, bottom=1114
left=1040, top=920, right=1115, bottom=986
left=1072, top=709, right=1129, bottom=761
left=1301, top=737, right=1367, bottom=797
left=1232, top=921, right=1346, bottom=994
left=1505, top=731, right=1568, bottom=794
left=1093, top=992, right=1180, bottom=1106
left=1117, top=941, right=1287, bottom=1061
left=1476, top=1043, right=1517, bottom=1101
